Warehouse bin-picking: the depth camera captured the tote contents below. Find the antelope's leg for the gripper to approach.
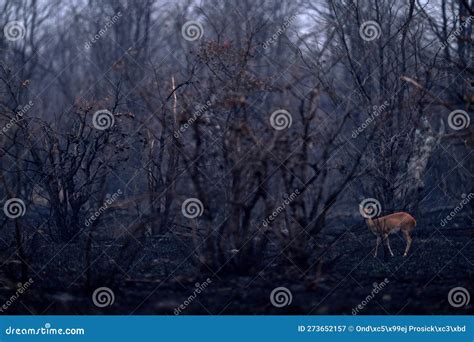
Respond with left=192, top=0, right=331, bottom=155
left=403, top=231, right=413, bottom=257
left=383, top=234, right=394, bottom=257
left=374, top=236, right=381, bottom=257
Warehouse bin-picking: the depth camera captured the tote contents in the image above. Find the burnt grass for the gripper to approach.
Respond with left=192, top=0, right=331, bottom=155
left=0, top=225, right=472, bottom=315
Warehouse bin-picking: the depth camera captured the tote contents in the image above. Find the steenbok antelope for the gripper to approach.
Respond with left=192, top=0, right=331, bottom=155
left=360, top=203, right=416, bottom=258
